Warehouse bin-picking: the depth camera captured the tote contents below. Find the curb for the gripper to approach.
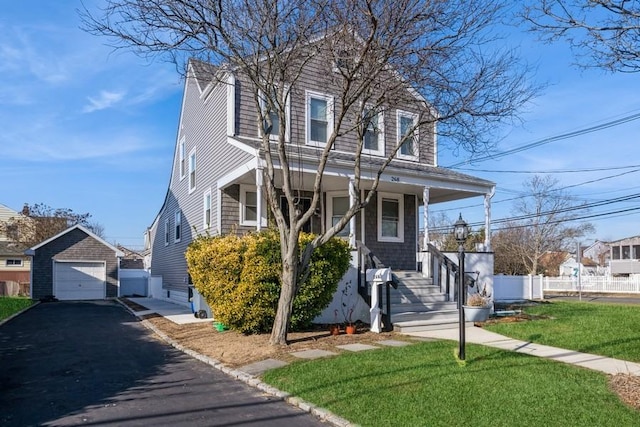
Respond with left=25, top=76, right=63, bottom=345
left=0, top=300, right=40, bottom=327
left=116, top=298, right=358, bottom=427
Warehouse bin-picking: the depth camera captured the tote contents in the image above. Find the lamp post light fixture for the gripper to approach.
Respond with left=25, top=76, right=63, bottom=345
left=453, top=213, right=469, bottom=360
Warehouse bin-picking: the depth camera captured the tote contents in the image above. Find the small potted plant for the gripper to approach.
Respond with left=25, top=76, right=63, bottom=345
left=463, top=284, right=492, bottom=322
left=341, top=281, right=357, bottom=334
left=330, top=309, right=341, bottom=335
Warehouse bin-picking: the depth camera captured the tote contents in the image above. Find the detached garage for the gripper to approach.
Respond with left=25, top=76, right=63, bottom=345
left=26, top=225, right=123, bottom=300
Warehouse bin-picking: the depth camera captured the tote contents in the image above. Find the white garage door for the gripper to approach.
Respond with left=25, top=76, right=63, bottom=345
left=54, top=261, right=106, bottom=300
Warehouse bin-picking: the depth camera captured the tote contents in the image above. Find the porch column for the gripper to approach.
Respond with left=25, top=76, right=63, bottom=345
left=349, top=179, right=357, bottom=248
left=484, top=186, right=495, bottom=251
left=422, top=186, right=430, bottom=250
left=256, top=166, right=264, bottom=231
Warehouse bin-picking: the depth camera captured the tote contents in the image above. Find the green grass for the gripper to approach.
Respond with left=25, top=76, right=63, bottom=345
left=0, top=296, right=34, bottom=321
left=263, top=340, right=639, bottom=426
left=485, top=301, right=640, bottom=362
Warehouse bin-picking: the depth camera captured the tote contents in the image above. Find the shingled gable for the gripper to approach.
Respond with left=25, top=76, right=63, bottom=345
left=25, top=224, right=123, bottom=257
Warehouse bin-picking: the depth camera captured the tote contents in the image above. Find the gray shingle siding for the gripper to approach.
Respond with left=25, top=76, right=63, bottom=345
left=150, top=70, right=253, bottom=291
left=31, top=228, right=119, bottom=300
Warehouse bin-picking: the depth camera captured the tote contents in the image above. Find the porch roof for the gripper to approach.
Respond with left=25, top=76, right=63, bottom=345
left=224, top=136, right=495, bottom=204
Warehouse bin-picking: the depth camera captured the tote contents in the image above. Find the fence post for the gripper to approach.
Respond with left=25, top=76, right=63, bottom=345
left=538, top=274, right=544, bottom=300
left=528, top=274, right=533, bottom=300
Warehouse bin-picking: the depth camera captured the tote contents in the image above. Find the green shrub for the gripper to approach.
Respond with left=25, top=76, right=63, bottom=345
left=185, top=229, right=351, bottom=333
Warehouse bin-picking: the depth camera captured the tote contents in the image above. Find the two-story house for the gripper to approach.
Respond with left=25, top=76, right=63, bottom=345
left=145, top=37, right=496, bottom=316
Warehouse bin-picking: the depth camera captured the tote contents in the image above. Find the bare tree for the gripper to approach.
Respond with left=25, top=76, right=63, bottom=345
left=0, top=203, right=105, bottom=248
left=81, top=0, right=538, bottom=345
left=523, top=0, right=640, bottom=72
left=494, top=175, right=594, bottom=275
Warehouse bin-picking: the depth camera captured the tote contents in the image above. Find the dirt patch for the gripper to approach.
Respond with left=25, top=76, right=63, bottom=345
left=610, top=374, right=640, bottom=411
left=144, top=316, right=405, bottom=368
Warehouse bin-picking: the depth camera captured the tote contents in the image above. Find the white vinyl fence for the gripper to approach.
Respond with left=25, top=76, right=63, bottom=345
left=493, top=274, right=640, bottom=300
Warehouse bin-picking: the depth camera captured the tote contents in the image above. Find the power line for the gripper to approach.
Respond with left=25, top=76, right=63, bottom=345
left=452, top=164, right=640, bottom=174
left=445, top=110, right=640, bottom=168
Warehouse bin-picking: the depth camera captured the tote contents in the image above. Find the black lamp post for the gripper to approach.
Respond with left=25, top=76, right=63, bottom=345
left=453, top=213, right=469, bottom=360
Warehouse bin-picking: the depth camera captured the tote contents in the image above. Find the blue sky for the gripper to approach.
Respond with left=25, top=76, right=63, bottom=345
left=2, top=1, right=639, bottom=249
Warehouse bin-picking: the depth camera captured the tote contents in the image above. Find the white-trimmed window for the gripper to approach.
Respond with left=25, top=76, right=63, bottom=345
left=363, top=108, right=384, bottom=156
left=306, top=91, right=334, bottom=147
left=326, top=193, right=350, bottom=237
left=260, top=86, right=290, bottom=141
left=179, top=138, right=186, bottom=179
left=175, top=210, right=182, bottom=243
left=377, top=193, right=404, bottom=242
left=188, top=149, right=196, bottom=193
left=164, top=218, right=170, bottom=246
left=203, top=190, right=212, bottom=230
left=5, top=259, right=23, bottom=267
left=240, top=185, right=258, bottom=226
left=397, top=110, right=418, bottom=161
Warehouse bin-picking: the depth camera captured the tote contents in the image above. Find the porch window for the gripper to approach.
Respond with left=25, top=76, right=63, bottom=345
left=377, top=193, right=404, bottom=242
left=175, top=210, right=182, bottom=243
left=634, top=245, right=640, bottom=259
left=188, top=149, right=196, bottom=193
left=203, top=190, right=211, bottom=230
left=240, top=186, right=258, bottom=226
left=328, top=194, right=349, bottom=237
left=6, top=259, right=22, bottom=267
left=397, top=110, right=418, bottom=161
left=306, top=91, right=334, bottom=147
left=612, top=246, right=620, bottom=260
left=179, top=138, right=186, bottom=179
left=363, top=108, right=384, bottom=156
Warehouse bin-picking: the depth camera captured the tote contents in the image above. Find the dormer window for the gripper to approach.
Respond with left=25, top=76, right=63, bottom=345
left=260, top=86, right=290, bottom=141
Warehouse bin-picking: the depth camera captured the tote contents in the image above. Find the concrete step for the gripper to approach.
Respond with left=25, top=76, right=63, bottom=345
left=391, top=301, right=456, bottom=313
left=390, top=292, right=448, bottom=304
left=394, top=319, right=472, bottom=333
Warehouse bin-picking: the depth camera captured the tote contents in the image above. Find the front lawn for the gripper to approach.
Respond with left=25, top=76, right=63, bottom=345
left=263, top=340, right=639, bottom=426
left=0, top=297, right=34, bottom=321
left=485, top=301, right=640, bottom=362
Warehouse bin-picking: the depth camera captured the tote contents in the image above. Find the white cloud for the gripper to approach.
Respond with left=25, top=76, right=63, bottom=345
left=83, top=90, right=126, bottom=113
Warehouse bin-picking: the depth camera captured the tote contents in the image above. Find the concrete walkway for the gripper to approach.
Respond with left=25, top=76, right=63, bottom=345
left=127, top=297, right=213, bottom=325
left=404, top=326, right=640, bottom=376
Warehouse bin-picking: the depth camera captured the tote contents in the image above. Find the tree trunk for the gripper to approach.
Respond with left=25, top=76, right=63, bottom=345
left=269, top=239, right=299, bottom=346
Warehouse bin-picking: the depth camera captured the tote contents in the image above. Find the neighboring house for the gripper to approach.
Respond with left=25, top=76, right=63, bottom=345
left=117, top=245, right=146, bottom=270
left=0, top=204, right=30, bottom=290
left=26, top=225, right=123, bottom=300
left=146, top=38, right=496, bottom=311
left=583, top=240, right=610, bottom=268
left=608, top=236, right=640, bottom=276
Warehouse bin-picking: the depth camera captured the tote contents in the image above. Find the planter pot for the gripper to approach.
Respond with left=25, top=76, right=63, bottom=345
left=330, top=324, right=341, bottom=335
left=345, top=324, right=357, bottom=335
left=463, top=305, right=491, bottom=322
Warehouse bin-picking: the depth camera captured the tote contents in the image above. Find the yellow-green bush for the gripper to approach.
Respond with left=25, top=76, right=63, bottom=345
left=185, top=229, right=351, bottom=333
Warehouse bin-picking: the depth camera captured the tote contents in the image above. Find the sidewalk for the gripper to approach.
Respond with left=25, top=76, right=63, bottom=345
left=404, top=326, right=640, bottom=376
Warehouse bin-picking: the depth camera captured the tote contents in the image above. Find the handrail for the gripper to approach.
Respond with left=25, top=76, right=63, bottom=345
left=426, top=243, right=477, bottom=302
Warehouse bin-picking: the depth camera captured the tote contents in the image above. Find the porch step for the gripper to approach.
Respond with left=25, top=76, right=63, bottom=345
left=389, top=270, right=459, bottom=332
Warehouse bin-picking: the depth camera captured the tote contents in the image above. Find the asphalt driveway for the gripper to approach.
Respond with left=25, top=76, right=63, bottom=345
left=0, top=300, right=327, bottom=427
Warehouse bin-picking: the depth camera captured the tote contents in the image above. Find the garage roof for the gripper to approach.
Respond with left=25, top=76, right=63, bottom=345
left=24, top=224, right=124, bottom=257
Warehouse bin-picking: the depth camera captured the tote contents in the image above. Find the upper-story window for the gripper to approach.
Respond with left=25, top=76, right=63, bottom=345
left=363, top=108, right=384, bottom=156
left=377, top=193, right=404, bottom=243
left=306, top=91, right=334, bottom=147
left=175, top=210, right=182, bottom=242
left=188, top=149, right=196, bottom=193
left=5, top=259, right=22, bottom=267
left=179, top=138, right=186, bottom=179
left=203, top=190, right=212, bottom=230
left=397, top=110, right=418, bottom=161
left=260, top=86, right=290, bottom=141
